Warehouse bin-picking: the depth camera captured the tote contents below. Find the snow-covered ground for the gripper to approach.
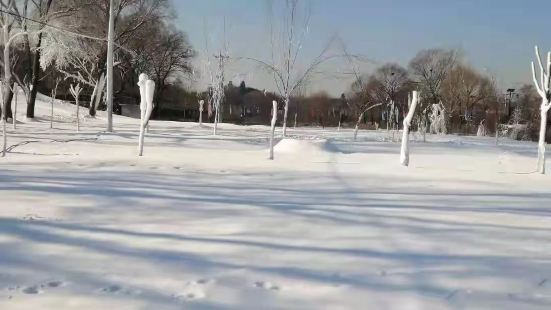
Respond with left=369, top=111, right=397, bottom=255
left=1, top=92, right=551, bottom=309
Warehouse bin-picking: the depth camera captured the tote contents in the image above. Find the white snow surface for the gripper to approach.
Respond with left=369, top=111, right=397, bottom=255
left=1, top=89, right=551, bottom=309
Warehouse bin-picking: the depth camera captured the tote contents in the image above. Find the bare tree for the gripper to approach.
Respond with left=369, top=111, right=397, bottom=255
left=247, top=0, right=337, bottom=136
left=531, top=46, right=551, bottom=174
left=409, top=48, right=458, bottom=105
left=441, top=64, right=497, bottom=131
left=141, top=24, right=193, bottom=118
left=339, top=43, right=382, bottom=141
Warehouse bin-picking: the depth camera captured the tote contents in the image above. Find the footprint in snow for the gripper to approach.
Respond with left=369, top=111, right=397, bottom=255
left=173, top=291, right=206, bottom=301
left=100, top=285, right=141, bottom=295
left=254, top=281, right=280, bottom=291
left=43, top=281, right=64, bottom=288
left=22, top=286, right=42, bottom=295
left=101, top=285, right=122, bottom=293
left=188, top=278, right=215, bottom=286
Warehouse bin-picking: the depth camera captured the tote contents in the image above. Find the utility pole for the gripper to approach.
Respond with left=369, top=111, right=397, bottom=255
left=106, top=0, right=116, bottom=132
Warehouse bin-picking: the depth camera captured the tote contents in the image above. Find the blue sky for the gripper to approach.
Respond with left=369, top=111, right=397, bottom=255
left=174, top=0, right=551, bottom=95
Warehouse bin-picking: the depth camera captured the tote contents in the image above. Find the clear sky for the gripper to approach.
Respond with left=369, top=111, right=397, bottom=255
left=174, top=0, right=551, bottom=96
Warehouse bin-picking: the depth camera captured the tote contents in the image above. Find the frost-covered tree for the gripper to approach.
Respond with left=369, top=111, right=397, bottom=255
left=205, top=53, right=227, bottom=136
left=0, top=0, right=73, bottom=119
left=531, top=46, right=551, bottom=174
left=1, top=0, right=29, bottom=157
left=429, top=102, right=448, bottom=135
left=477, top=120, right=488, bottom=137
left=401, top=91, right=420, bottom=166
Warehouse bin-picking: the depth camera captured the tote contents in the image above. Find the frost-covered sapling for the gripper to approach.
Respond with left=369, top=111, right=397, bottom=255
left=531, top=46, right=551, bottom=174
left=69, top=84, right=83, bottom=132
left=477, top=120, right=487, bottom=137
left=400, top=91, right=420, bottom=166
left=269, top=100, right=278, bottom=160
left=138, top=73, right=155, bottom=156
left=199, top=99, right=204, bottom=126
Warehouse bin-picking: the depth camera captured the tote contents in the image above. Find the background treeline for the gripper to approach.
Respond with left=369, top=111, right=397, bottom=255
left=0, top=1, right=546, bottom=142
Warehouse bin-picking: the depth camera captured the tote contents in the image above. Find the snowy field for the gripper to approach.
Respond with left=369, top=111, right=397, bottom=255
left=1, top=94, right=551, bottom=310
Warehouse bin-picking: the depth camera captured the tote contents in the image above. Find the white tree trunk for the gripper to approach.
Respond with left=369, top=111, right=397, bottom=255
left=76, top=97, right=80, bottom=132
left=199, top=100, right=204, bottom=126
left=137, top=79, right=155, bottom=156
left=294, top=111, right=298, bottom=129
left=2, top=25, right=10, bottom=158
left=354, top=112, right=364, bottom=142
left=1, top=113, right=5, bottom=158
left=400, top=91, right=420, bottom=167
left=105, top=0, right=116, bottom=132
left=12, top=88, right=17, bottom=130
left=282, top=95, right=290, bottom=136
left=213, top=108, right=219, bottom=136
left=269, top=100, right=278, bottom=160
left=537, top=107, right=548, bottom=174
left=138, top=120, right=146, bottom=156
left=50, top=94, right=54, bottom=129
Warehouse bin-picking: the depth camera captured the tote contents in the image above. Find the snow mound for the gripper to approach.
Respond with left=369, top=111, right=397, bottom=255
left=274, top=138, right=336, bottom=154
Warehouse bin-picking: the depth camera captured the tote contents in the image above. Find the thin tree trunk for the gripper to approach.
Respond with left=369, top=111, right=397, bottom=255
left=2, top=25, right=11, bottom=158
left=401, top=91, right=420, bottom=167
left=50, top=92, right=54, bottom=129
left=3, top=81, right=14, bottom=120
left=537, top=108, right=548, bottom=174
left=269, top=100, right=277, bottom=160
left=199, top=100, right=203, bottom=126
left=12, top=88, right=17, bottom=130
left=27, top=0, right=53, bottom=118
left=354, top=112, right=364, bottom=142
left=213, top=107, right=219, bottom=136
left=105, top=0, right=115, bottom=132
left=26, top=38, right=42, bottom=118
left=282, top=95, right=290, bottom=136
left=76, top=97, right=80, bottom=132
